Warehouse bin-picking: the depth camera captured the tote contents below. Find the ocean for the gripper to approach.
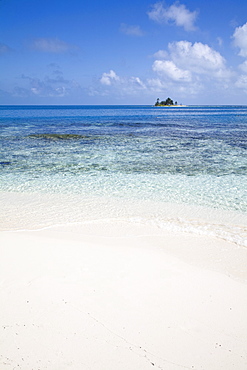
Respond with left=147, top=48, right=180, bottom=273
left=0, top=105, right=246, bottom=245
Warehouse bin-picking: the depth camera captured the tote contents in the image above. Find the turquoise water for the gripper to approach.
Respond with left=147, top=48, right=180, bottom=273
left=0, top=105, right=246, bottom=212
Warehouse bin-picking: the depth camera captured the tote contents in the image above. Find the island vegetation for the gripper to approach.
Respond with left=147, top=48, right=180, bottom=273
left=155, top=97, right=183, bottom=106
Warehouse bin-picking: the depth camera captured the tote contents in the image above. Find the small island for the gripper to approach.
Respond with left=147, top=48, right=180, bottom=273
left=154, top=97, right=185, bottom=107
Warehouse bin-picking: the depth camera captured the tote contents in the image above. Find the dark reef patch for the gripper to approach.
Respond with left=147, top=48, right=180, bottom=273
left=27, top=133, right=90, bottom=141
left=0, top=161, right=12, bottom=167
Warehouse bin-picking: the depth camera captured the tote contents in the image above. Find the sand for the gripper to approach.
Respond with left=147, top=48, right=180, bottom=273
left=1, top=215, right=247, bottom=370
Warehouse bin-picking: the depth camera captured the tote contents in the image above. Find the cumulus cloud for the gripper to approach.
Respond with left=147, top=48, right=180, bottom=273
left=153, top=49, right=168, bottom=59
left=99, top=70, right=146, bottom=95
left=232, top=22, right=247, bottom=57
left=235, top=75, right=247, bottom=92
left=147, top=78, right=167, bottom=91
left=30, top=38, right=76, bottom=53
left=100, top=70, right=120, bottom=86
left=239, top=60, right=247, bottom=73
left=152, top=60, right=191, bottom=81
left=120, top=23, right=144, bottom=36
left=232, top=23, right=247, bottom=93
left=98, top=40, right=234, bottom=100
left=148, top=40, right=233, bottom=97
left=129, top=76, right=146, bottom=89
left=167, top=41, right=228, bottom=76
left=146, top=76, right=201, bottom=96
left=170, top=41, right=220, bottom=67
left=147, top=1, right=198, bottom=31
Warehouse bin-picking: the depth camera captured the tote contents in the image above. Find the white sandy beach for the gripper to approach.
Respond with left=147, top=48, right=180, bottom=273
left=1, top=193, right=247, bottom=370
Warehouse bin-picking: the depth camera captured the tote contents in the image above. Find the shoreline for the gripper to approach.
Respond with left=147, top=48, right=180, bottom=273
left=154, top=104, right=187, bottom=107
left=1, top=191, right=246, bottom=247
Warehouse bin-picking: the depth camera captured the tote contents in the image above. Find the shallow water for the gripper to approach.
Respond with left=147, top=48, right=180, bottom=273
left=0, top=105, right=246, bottom=245
left=1, top=105, right=246, bottom=208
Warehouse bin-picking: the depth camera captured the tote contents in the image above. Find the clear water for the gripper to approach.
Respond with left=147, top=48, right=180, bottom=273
left=0, top=105, right=246, bottom=209
left=0, top=105, right=246, bottom=245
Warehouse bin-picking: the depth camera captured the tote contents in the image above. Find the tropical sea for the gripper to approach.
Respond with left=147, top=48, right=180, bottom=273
left=0, top=105, right=246, bottom=246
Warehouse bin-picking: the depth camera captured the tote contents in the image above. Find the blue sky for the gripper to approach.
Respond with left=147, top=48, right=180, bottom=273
left=1, top=0, right=247, bottom=105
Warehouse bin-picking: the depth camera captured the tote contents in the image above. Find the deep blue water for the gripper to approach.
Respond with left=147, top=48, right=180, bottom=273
left=0, top=105, right=246, bottom=212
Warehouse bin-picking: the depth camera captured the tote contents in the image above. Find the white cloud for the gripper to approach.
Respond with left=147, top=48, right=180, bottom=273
left=120, top=23, right=144, bottom=36
left=147, top=1, right=198, bottom=31
left=31, top=38, right=75, bottom=53
left=129, top=76, right=146, bottom=89
left=99, top=70, right=146, bottom=95
left=100, top=70, right=120, bottom=86
left=235, top=74, right=247, bottom=89
left=232, top=22, right=247, bottom=57
left=146, top=78, right=166, bottom=91
left=232, top=23, right=247, bottom=89
left=147, top=76, right=201, bottom=96
left=152, top=60, right=191, bottom=81
left=153, top=49, right=168, bottom=59
left=239, top=60, right=247, bottom=73
left=98, top=40, right=231, bottom=100
left=167, top=41, right=230, bottom=77
left=148, top=40, right=232, bottom=98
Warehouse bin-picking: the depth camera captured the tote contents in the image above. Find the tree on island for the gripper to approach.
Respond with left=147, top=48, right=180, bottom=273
left=155, top=97, right=177, bottom=106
